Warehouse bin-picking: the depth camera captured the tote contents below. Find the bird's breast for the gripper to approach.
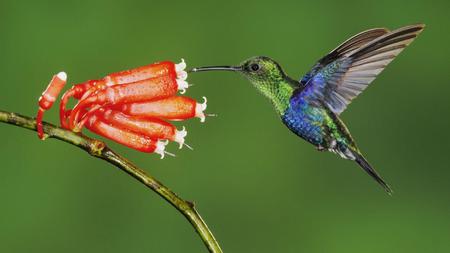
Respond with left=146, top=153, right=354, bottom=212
left=282, top=99, right=325, bottom=146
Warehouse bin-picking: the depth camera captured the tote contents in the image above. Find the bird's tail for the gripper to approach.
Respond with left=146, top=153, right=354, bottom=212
left=352, top=151, right=393, bottom=195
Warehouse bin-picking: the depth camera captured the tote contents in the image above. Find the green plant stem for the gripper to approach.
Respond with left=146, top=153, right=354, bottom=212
left=0, top=109, right=223, bottom=253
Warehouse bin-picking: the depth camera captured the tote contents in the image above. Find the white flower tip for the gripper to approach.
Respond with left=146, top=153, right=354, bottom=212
left=177, top=70, right=188, bottom=81
left=174, top=126, right=188, bottom=149
left=154, top=140, right=169, bottom=159
left=175, top=59, right=188, bottom=82
left=175, top=58, right=186, bottom=72
left=195, top=97, right=208, bottom=123
left=176, top=79, right=189, bottom=93
left=201, top=96, right=208, bottom=109
left=56, top=71, right=67, bottom=81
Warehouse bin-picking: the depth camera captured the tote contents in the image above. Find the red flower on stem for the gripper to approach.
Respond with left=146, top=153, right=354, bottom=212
left=37, top=59, right=209, bottom=158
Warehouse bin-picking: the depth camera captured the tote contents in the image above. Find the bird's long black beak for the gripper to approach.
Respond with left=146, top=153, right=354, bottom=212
left=189, top=66, right=242, bottom=73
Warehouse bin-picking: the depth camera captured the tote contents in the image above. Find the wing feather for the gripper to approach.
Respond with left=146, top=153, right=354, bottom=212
left=300, top=28, right=390, bottom=86
left=299, top=24, right=425, bottom=115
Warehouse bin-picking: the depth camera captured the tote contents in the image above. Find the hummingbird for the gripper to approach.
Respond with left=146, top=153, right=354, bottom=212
left=192, top=24, right=425, bottom=194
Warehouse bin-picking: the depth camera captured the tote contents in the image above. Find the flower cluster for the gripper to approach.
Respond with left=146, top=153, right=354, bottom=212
left=37, top=59, right=208, bottom=158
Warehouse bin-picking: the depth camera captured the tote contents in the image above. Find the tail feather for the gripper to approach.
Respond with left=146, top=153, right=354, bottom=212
left=353, top=152, right=393, bottom=194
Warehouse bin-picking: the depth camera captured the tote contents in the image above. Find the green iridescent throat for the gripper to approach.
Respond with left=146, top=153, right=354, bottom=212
left=253, top=79, right=294, bottom=115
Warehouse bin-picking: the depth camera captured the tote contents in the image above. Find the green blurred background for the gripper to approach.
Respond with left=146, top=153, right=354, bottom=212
left=1, top=0, right=449, bottom=252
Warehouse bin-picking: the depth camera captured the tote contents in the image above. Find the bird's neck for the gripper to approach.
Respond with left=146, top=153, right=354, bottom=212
left=258, top=78, right=295, bottom=115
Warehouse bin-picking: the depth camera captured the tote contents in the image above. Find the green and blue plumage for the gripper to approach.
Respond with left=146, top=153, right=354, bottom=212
left=192, top=24, right=425, bottom=194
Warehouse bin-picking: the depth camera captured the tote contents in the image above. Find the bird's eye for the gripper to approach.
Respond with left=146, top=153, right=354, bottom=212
left=250, top=63, right=260, bottom=71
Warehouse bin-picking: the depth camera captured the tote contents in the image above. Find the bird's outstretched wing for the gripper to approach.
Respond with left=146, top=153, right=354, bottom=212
left=300, top=27, right=389, bottom=86
left=298, top=24, right=424, bottom=115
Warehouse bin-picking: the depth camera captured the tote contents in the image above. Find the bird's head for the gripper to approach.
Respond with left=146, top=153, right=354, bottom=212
left=191, top=56, right=289, bottom=96
left=238, top=56, right=286, bottom=84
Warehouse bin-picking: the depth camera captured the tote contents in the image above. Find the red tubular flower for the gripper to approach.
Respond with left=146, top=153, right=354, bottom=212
left=37, top=59, right=208, bottom=158
left=99, top=109, right=187, bottom=148
left=59, top=59, right=189, bottom=129
left=85, top=114, right=168, bottom=157
left=36, top=72, right=67, bottom=139
left=105, top=61, right=179, bottom=86
left=68, top=74, right=180, bottom=130
left=114, top=96, right=208, bottom=122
